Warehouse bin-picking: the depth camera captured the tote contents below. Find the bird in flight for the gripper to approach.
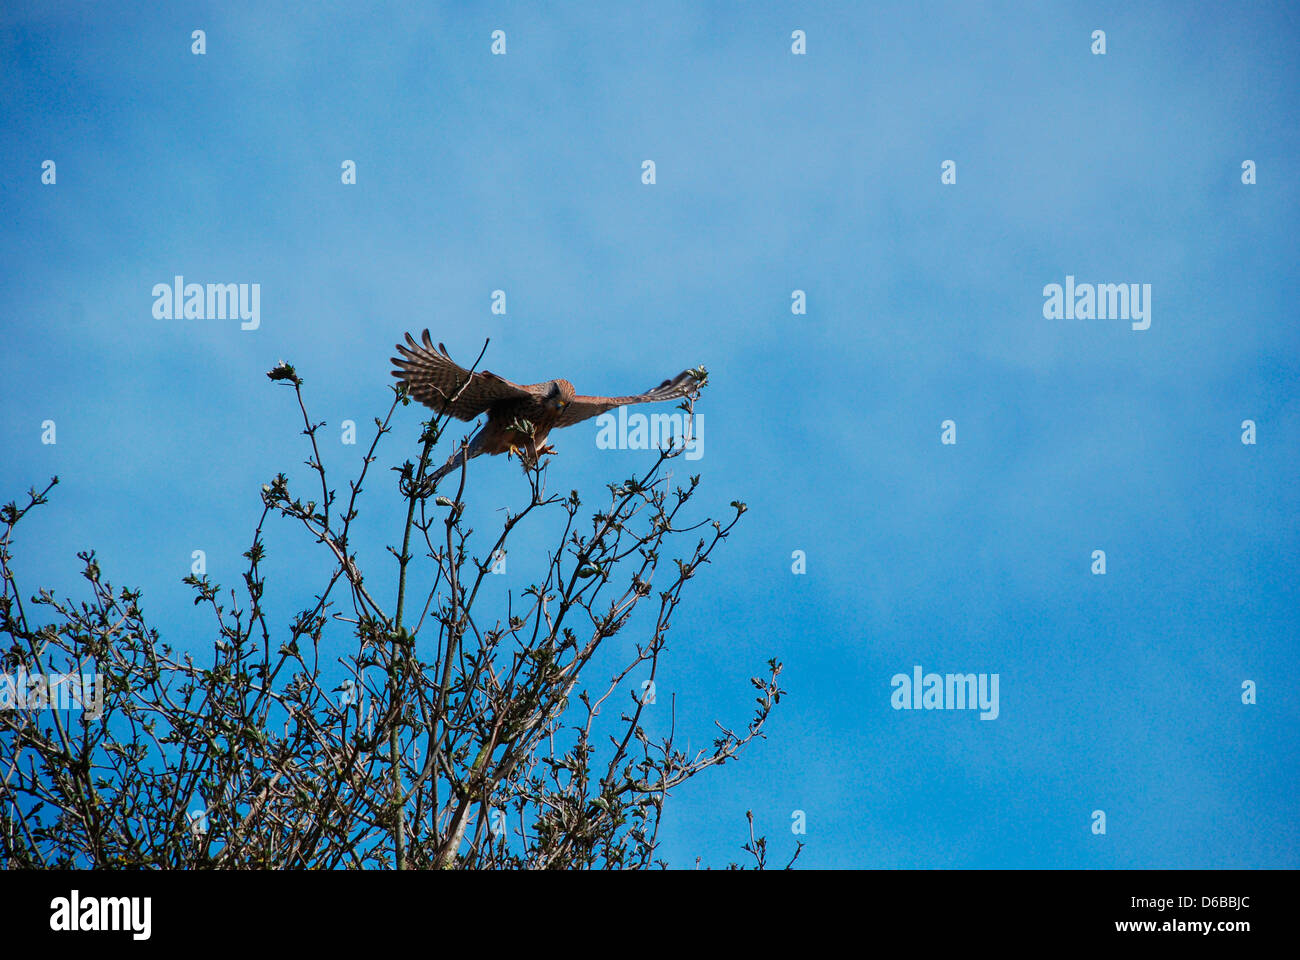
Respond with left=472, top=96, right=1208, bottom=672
left=391, top=330, right=700, bottom=487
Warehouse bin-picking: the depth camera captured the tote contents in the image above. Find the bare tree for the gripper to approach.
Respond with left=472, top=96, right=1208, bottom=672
left=0, top=350, right=791, bottom=869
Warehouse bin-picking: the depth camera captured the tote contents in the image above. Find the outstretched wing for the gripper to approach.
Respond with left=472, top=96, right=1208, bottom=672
left=554, top=370, right=697, bottom=427
left=391, top=330, right=535, bottom=420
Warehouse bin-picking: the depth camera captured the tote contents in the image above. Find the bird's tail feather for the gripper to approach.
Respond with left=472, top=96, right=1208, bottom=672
left=425, top=450, right=465, bottom=491
left=422, top=429, right=485, bottom=492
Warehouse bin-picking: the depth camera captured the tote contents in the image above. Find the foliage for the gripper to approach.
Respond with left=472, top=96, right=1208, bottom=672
left=0, top=351, right=791, bottom=869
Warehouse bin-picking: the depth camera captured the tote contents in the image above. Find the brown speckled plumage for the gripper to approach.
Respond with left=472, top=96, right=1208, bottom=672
left=391, top=330, right=695, bottom=485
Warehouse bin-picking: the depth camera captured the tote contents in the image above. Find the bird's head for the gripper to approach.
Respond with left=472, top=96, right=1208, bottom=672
left=545, top=379, right=576, bottom=414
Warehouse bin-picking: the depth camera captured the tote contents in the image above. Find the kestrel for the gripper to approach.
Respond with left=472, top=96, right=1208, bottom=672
left=391, top=330, right=698, bottom=486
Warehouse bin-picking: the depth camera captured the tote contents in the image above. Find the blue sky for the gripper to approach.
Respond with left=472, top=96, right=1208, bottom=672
left=2, top=1, right=1297, bottom=867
